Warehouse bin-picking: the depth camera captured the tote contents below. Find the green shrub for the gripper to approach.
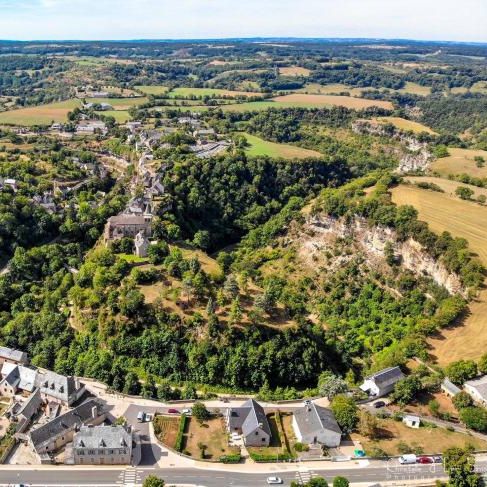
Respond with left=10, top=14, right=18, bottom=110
left=219, top=453, right=242, bottom=463
left=175, top=414, right=188, bottom=452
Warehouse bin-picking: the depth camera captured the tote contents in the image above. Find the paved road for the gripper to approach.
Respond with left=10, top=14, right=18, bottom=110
left=1, top=461, right=466, bottom=487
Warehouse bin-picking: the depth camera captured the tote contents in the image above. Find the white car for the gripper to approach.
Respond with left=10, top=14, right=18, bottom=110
left=182, top=408, right=192, bottom=416
left=267, top=477, right=283, bottom=484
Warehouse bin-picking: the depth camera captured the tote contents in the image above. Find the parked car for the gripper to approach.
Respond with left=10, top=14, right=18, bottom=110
left=167, top=408, right=179, bottom=414
left=137, top=411, right=145, bottom=422
left=266, top=477, right=283, bottom=485
left=373, top=401, right=386, bottom=408
left=303, top=399, right=312, bottom=406
left=182, top=408, right=192, bottom=416
left=432, top=456, right=442, bottom=463
left=145, top=413, right=153, bottom=421
left=399, top=454, right=417, bottom=464
left=417, top=456, right=434, bottom=464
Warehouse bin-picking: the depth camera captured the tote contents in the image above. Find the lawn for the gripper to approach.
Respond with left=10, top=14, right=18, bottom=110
left=98, top=110, right=131, bottom=123
left=431, top=148, right=487, bottom=178
left=352, top=417, right=487, bottom=456
left=0, top=99, right=81, bottom=126
left=242, top=133, right=322, bottom=160
left=85, top=97, right=148, bottom=109
left=181, top=416, right=239, bottom=461
left=134, top=85, right=170, bottom=96
left=271, top=93, right=393, bottom=110
left=390, top=184, right=487, bottom=364
left=279, top=66, right=311, bottom=77
left=168, top=87, right=261, bottom=98
left=116, top=253, right=149, bottom=264
left=375, top=116, right=437, bottom=134
left=153, top=415, right=181, bottom=449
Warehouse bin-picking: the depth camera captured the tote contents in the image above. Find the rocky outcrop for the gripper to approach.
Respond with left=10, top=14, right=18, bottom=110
left=298, top=214, right=465, bottom=296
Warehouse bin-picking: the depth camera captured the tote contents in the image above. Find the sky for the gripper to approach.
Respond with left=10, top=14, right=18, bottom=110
left=0, top=0, right=486, bottom=43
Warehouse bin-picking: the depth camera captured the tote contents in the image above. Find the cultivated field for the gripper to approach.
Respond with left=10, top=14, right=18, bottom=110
left=0, top=99, right=81, bottom=126
left=99, top=110, right=131, bottom=123
left=398, top=81, right=431, bottom=96
left=352, top=417, right=487, bottom=456
left=299, top=83, right=366, bottom=96
left=391, top=184, right=487, bottom=364
left=272, top=94, right=393, bottom=110
left=153, top=415, right=181, bottom=449
left=134, top=85, right=170, bottom=96
left=279, top=66, right=311, bottom=77
left=403, top=176, right=487, bottom=200
left=85, top=97, right=148, bottom=109
left=168, top=87, right=261, bottom=98
left=243, top=133, right=322, bottom=159
left=431, top=148, right=487, bottom=178
left=375, top=116, right=437, bottom=134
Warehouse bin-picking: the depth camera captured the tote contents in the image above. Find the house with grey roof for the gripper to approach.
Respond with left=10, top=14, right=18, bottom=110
left=37, top=371, right=85, bottom=406
left=0, top=346, right=28, bottom=365
left=73, top=424, right=133, bottom=465
left=29, top=399, right=105, bottom=462
left=360, top=366, right=405, bottom=398
left=441, top=378, right=462, bottom=397
left=0, top=362, right=38, bottom=397
left=292, top=403, right=341, bottom=447
left=226, top=399, right=271, bottom=447
left=104, top=214, right=152, bottom=243
left=464, top=375, right=487, bottom=406
left=16, top=388, right=43, bottom=422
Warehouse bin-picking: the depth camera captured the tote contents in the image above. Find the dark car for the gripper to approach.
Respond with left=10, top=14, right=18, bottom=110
left=167, top=408, right=179, bottom=414
left=373, top=400, right=386, bottom=408
left=432, top=456, right=442, bottom=463
left=418, top=456, right=434, bottom=464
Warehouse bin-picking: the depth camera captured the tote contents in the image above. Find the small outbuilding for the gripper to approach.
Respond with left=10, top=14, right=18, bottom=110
left=403, top=415, right=420, bottom=429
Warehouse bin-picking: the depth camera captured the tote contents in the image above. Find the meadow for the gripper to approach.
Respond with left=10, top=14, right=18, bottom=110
left=242, top=132, right=322, bottom=159
left=404, top=176, right=487, bottom=200
left=134, top=85, right=170, bottom=96
left=279, top=66, right=311, bottom=77
left=0, top=99, right=81, bottom=125
left=391, top=184, right=487, bottom=364
left=431, top=148, right=487, bottom=178
left=167, top=87, right=262, bottom=98
left=271, top=93, right=394, bottom=110
left=85, top=97, right=148, bottom=109
left=375, top=116, right=437, bottom=134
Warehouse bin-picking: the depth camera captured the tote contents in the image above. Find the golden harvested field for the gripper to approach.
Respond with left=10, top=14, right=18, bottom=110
left=431, top=148, right=487, bottom=178
left=404, top=176, right=487, bottom=200
left=398, top=81, right=431, bottom=96
left=375, top=116, right=436, bottom=134
left=134, top=85, right=170, bottom=95
left=0, top=99, right=81, bottom=125
left=279, top=66, right=311, bottom=77
left=272, top=93, right=393, bottom=110
left=391, top=184, right=487, bottom=364
left=299, top=83, right=366, bottom=96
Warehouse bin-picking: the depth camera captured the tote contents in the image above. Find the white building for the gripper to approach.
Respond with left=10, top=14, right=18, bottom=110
left=134, top=231, right=150, bottom=258
left=464, top=376, right=487, bottom=406
left=360, top=366, right=405, bottom=398
left=403, top=415, right=420, bottom=429
left=292, top=403, right=341, bottom=447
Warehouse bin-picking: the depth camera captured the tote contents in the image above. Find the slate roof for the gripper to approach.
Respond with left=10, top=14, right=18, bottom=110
left=1, top=363, right=38, bottom=392
left=17, top=389, right=42, bottom=419
left=465, top=375, right=487, bottom=401
left=107, top=214, right=147, bottom=225
left=0, top=346, right=28, bottom=364
left=37, top=371, right=83, bottom=403
left=442, top=378, right=462, bottom=396
left=229, top=399, right=271, bottom=438
left=74, top=425, right=131, bottom=449
left=366, top=366, right=404, bottom=388
left=293, top=403, right=341, bottom=437
left=30, top=399, right=100, bottom=450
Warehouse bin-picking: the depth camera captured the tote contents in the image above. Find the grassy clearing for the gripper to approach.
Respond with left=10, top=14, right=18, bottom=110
left=134, top=85, right=170, bottom=96
left=181, top=416, right=239, bottom=460
left=168, top=87, right=261, bottom=98
left=352, top=417, right=487, bottom=456
left=0, top=99, right=80, bottom=126
left=98, top=110, right=131, bottom=123
left=471, top=81, right=487, bottom=95
left=153, top=415, right=181, bottom=449
left=375, top=116, right=437, bottom=134
left=85, top=97, right=147, bottom=109
left=279, top=66, right=311, bottom=77
left=398, top=82, right=431, bottom=96
left=404, top=176, right=487, bottom=200
left=272, top=93, right=393, bottom=110
left=431, top=148, right=487, bottom=178
left=242, top=133, right=322, bottom=159
left=390, top=184, right=487, bottom=364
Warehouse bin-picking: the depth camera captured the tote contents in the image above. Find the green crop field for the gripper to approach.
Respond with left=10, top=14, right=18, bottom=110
left=0, top=99, right=81, bottom=126
left=98, top=110, right=131, bottom=123
left=272, top=93, right=394, bottom=110
left=134, top=85, right=170, bottom=95
left=168, top=87, right=262, bottom=98
left=85, top=97, right=148, bottom=109
left=242, top=133, right=322, bottom=159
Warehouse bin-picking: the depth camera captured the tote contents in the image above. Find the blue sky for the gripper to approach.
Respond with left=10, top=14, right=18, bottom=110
left=0, top=0, right=485, bottom=42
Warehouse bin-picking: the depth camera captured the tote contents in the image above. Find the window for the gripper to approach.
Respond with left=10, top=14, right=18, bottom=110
left=261, top=438, right=265, bottom=442
left=78, top=450, right=84, bottom=455
left=255, top=432, right=258, bottom=435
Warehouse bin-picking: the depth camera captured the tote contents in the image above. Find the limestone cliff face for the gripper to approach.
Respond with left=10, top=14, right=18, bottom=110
left=351, top=120, right=433, bottom=173
left=298, top=214, right=465, bottom=296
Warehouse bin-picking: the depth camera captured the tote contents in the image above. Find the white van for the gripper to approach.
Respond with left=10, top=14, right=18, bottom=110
left=399, top=454, right=417, bottom=464
left=137, top=411, right=145, bottom=422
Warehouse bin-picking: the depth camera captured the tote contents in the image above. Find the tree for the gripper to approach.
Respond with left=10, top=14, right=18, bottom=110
left=453, top=391, right=473, bottom=410
left=142, top=475, right=165, bottom=487
left=229, top=297, right=243, bottom=324
left=445, top=360, right=478, bottom=386
left=429, top=399, right=440, bottom=417
left=455, top=186, right=474, bottom=200
left=224, top=275, right=239, bottom=299
left=181, top=383, right=197, bottom=400
left=308, top=478, right=329, bottom=487
left=390, top=375, right=422, bottom=406
left=333, top=477, right=349, bottom=487
left=142, top=375, right=156, bottom=399
left=331, top=394, right=358, bottom=433
left=192, top=401, right=211, bottom=423
left=254, top=292, right=273, bottom=314
left=123, top=371, right=141, bottom=396
left=148, top=241, right=169, bottom=265
left=474, top=156, right=485, bottom=168
left=459, top=407, right=487, bottom=432
left=206, top=297, right=216, bottom=315
left=358, top=410, right=379, bottom=439
left=193, top=230, right=210, bottom=250
left=478, top=353, right=487, bottom=374
left=443, top=447, right=480, bottom=487
left=318, top=371, right=348, bottom=399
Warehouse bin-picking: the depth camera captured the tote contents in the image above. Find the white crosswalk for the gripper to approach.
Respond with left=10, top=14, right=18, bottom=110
left=295, top=468, right=317, bottom=485
left=118, top=467, right=140, bottom=487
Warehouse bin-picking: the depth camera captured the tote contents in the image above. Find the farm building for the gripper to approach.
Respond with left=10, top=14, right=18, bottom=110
left=292, top=403, right=342, bottom=447
left=403, top=415, right=420, bottom=429
left=464, top=376, right=487, bottom=406
left=360, top=367, right=405, bottom=398
left=226, top=399, right=271, bottom=447
left=441, top=378, right=462, bottom=397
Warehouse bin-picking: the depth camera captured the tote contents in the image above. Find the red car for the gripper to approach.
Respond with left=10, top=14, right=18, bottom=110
left=417, top=456, right=434, bottom=464
left=167, top=408, right=179, bottom=414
